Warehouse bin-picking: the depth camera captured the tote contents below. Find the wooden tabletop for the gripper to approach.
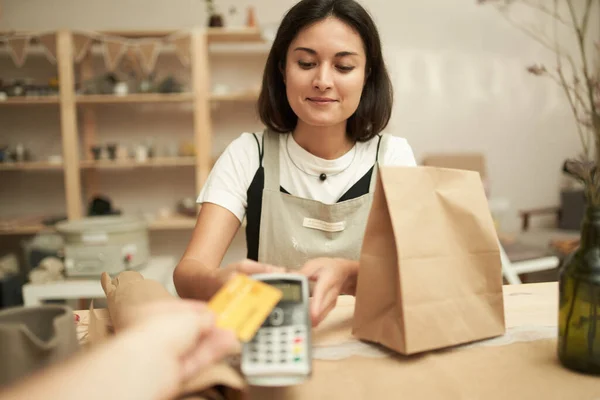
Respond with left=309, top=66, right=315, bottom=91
left=75, top=282, right=600, bottom=399
left=75, top=282, right=559, bottom=346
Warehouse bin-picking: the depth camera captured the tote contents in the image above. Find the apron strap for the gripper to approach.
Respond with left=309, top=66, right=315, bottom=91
left=369, top=133, right=390, bottom=193
left=251, top=133, right=264, bottom=166
left=263, top=129, right=281, bottom=191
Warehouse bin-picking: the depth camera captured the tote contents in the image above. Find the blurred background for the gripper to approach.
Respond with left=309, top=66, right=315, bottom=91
left=0, top=0, right=593, bottom=307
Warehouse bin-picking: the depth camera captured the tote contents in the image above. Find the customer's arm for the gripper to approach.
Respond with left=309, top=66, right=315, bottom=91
left=0, top=301, right=238, bottom=400
left=174, top=203, right=284, bottom=300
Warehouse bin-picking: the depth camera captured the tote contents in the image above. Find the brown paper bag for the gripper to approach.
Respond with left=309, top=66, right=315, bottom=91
left=352, top=166, right=506, bottom=355
left=99, top=271, right=247, bottom=400
left=0, top=305, right=80, bottom=386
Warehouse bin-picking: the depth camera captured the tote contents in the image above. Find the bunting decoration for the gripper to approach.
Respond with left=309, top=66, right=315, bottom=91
left=72, top=33, right=92, bottom=63
left=137, top=41, right=162, bottom=74
left=103, top=40, right=128, bottom=71
left=37, top=33, right=57, bottom=64
left=7, top=36, right=30, bottom=67
left=125, top=47, right=143, bottom=76
left=1, top=30, right=194, bottom=74
left=171, top=35, right=191, bottom=67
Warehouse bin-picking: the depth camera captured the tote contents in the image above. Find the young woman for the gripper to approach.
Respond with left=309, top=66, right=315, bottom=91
left=174, top=0, right=416, bottom=326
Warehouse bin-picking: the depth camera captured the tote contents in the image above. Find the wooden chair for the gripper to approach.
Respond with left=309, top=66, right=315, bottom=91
left=422, top=152, right=562, bottom=284
left=498, top=239, right=560, bottom=285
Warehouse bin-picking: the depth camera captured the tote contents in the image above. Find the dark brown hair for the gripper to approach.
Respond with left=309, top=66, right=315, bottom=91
left=257, top=0, right=393, bottom=142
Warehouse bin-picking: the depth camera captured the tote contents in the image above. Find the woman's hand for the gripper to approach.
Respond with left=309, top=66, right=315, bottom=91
left=299, top=258, right=359, bottom=327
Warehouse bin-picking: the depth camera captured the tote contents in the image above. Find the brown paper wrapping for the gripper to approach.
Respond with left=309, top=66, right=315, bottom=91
left=0, top=305, right=80, bottom=387
left=353, top=167, right=506, bottom=355
left=248, top=339, right=600, bottom=399
left=93, top=271, right=247, bottom=400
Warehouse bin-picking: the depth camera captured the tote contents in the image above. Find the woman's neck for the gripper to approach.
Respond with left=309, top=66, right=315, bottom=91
left=292, top=121, right=354, bottom=160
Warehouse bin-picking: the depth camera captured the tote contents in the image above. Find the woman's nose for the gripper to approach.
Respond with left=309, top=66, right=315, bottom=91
left=313, top=66, right=333, bottom=91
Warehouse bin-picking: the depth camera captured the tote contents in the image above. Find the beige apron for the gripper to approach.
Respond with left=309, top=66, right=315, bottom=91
left=257, top=130, right=389, bottom=270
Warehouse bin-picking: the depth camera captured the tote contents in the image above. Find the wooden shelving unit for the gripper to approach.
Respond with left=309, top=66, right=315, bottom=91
left=210, top=91, right=259, bottom=102
left=0, top=96, right=60, bottom=105
left=76, top=93, right=195, bottom=104
left=0, top=215, right=198, bottom=235
left=148, top=215, right=197, bottom=230
left=0, top=215, right=55, bottom=236
left=80, top=157, right=196, bottom=169
left=0, top=224, right=51, bottom=236
left=1, top=28, right=265, bottom=235
left=207, top=28, right=265, bottom=43
left=0, top=161, right=64, bottom=171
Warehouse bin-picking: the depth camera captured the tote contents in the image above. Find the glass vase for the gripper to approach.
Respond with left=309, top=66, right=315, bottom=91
left=558, top=207, right=600, bottom=374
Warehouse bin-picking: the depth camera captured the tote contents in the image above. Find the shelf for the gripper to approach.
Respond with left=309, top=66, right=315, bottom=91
left=76, top=93, right=195, bottom=104
left=97, top=30, right=181, bottom=38
left=0, top=224, right=49, bottom=235
left=0, top=96, right=60, bottom=105
left=1, top=29, right=260, bottom=226
left=0, top=216, right=54, bottom=235
left=210, top=91, right=259, bottom=102
left=207, top=28, right=265, bottom=43
left=0, top=215, right=197, bottom=235
left=148, top=215, right=196, bottom=230
left=0, top=161, right=63, bottom=171
left=80, top=157, right=196, bottom=169
left=209, top=42, right=271, bottom=54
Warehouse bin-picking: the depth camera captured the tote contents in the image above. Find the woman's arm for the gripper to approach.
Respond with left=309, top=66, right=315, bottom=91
left=173, top=203, right=284, bottom=301
left=173, top=203, right=241, bottom=300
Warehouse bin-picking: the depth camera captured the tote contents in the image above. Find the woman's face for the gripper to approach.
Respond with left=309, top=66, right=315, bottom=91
left=284, top=17, right=367, bottom=130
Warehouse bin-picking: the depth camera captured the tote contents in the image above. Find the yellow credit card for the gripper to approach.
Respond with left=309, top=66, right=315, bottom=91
left=208, top=274, right=282, bottom=342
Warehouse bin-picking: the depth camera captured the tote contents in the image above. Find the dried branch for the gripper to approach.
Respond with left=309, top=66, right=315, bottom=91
left=566, top=0, right=599, bottom=158
left=581, top=0, right=594, bottom=36
left=521, top=0, right=573, bottom=28
left=554, top=0, right=590, bottom=157
left=501, top=7, right=590, bottom=104
left=204, top=0, right=215, bottom=15
left=481, top=0, right=600, bottom=171
left=547, top=70, right=592, bottom=113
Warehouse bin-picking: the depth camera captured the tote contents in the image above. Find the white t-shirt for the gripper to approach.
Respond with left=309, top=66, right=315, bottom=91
left=198, top=132, right=417, bottom=222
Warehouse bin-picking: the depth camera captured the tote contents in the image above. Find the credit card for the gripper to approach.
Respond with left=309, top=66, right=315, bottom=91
left=208, top=274, right=282, bottom=342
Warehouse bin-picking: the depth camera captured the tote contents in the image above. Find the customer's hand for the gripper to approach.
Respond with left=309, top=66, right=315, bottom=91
left=299, top=258, right=359, bottom=327
left=0, top=299, right=239, bottom=400
left=121, top=300, right=239, bottom=399
left=214, top=259, right=286, bottom=287
left=125, top=301, right=240, bottom=377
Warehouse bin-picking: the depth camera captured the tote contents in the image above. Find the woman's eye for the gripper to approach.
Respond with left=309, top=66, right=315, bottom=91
left=298, top=61, right=316, bottom=69
left=337, top=65, right=355, bottom=72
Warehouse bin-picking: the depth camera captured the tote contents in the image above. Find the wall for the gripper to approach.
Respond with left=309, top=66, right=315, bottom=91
left=0, top=0, right=593, bottom=264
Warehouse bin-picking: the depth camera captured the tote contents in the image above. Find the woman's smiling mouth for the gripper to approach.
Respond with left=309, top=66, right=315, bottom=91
left=307, top=97, right=338, bottom=105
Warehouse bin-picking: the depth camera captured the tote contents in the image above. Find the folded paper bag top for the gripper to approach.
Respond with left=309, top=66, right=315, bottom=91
left=100, top=271, right=174, bottom=331
left=0, top=304, right=80, bottom=387
left=352, top=166, right=506, bottom=355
